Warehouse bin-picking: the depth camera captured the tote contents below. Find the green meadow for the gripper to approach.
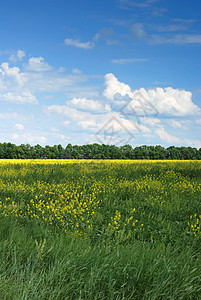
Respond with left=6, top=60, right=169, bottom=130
left=0, top=160, right=201, bottom=299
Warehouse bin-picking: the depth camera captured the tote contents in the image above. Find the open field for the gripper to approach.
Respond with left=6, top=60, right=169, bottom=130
left=0, top=160, right=201, bottom=299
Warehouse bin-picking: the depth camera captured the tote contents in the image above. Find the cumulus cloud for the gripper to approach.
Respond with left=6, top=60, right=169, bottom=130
left=1, top=53, right=200, bottom=147
left=21, top=62, right=91, bottom=96
left=0, top=62, right=38, bottom=104
left=47, top=99, right=151, bottom=137
left=64, top=38, right=94, bottom=49
left=143, top=87, right=200, bottom=116
left=103, top=73, right=132, bottom=100
left=103, top=73, right=200, bottom=117
left=0, top=62, right=24, bottom=86
left=78, top=112, right=151, bottom=135
left=0, top=91, right=38, bottom=104
left=47, top=104, right=91, bottom=122
left=11, top=133, right=47, bottom=144
left=22, top=71, right=84, bottom=93
left=25, top=56, right=53, bottom=72
left=69, top=97, right=108, bottom=113
left=155, top=127, right=181, bottom=144
left=9, top=50, right=26, bottom=63
left=48, top=103, right=100, bottom=132
left=78, top=119, right=97, bottom=129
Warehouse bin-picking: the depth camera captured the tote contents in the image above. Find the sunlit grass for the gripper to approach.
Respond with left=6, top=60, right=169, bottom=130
left=0, top=160, right=201, bottom=299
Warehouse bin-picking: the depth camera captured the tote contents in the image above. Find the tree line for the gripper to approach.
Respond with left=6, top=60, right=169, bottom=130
left=0, top=142, right=200, bottom=160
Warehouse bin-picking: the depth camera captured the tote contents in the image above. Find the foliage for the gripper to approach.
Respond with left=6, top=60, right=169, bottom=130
left=0, top=142, right=201, bottom=159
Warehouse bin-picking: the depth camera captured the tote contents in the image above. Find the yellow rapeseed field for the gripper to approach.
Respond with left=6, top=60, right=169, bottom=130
left=0, top=159, right=200, bottom=240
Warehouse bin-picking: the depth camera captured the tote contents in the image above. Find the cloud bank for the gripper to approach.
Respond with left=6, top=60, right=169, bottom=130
left=0, top=53, right=200, bottom=147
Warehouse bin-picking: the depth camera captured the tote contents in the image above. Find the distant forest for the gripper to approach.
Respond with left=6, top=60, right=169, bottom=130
left=0, top=142, right=201, bottom=160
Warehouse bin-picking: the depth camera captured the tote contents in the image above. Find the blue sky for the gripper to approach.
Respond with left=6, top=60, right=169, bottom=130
left=0, top=0, right=201, bottom=148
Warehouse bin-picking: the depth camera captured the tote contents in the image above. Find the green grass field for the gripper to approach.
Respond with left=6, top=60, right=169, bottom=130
left=0, top=160, right=201, bottom=299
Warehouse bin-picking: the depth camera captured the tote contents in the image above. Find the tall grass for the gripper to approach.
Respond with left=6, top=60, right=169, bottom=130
left=0, top=160, right=201, bottom=299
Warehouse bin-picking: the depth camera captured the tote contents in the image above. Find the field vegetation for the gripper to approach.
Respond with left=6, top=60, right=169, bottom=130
left=0, top=142, right=201, bottom=159
left=0, top=159, right=201, bottom=299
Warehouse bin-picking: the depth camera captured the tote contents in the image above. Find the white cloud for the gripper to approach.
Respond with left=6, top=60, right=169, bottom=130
left=63, top=120, right=70, bottom=126
left=64, top=38, right=94, bottom=49
left=11, top=133, right=47, bottom=144
left=196, top=119, right=201, bottom=126
left=170, top=120, right=182, bottom=128
left=186, top=139, right=201, bottom=149
left=64, top=29, right=115, bottom=51
left=2, top=55, right=99, bottom=105
left=155, top=127, right=181, bottom=144
left=25, top=56, right=53, bottom=72
left=0, top=62, right=24, bottom=86
left=103, top=74, right=200, bottom=117
left=69, top=97, right=107, bottom=113
left=57, top=67, right=66, bottom=73
left=1, top=55, right=200, bottom=147
left=15, top=123, right=24, bottom=130
left=128, top=22, right=201, bottom=45
left=64, top=29, right=110, bottom=50
left=56, top=134, right=70, bottom=141
left=47, top=104, right=91, bottom=121
left=94, top=113, right=151, bottom=137
left=9, top=50, right=26, bottom=63
left=41, top=72, right=199, bottom=146
left=0, top=91, right=38, bottom=104
left=22, top=66, right=91, bottom=96
left=47, top=101, right=151, bottom=136
left=105, top=104, right=111, bottom=112
left=144, top=87, right=200, bottom=116
left=111, top=58, right=148, bottom=64
left=78, top=120, right=97, bottom=129
left=48, top=103, right=99, bottom=132
left=72, top=68, right=82, bottom=74
left=103, top=73, right=132, bottom=100
left=0, top=63, right=38, bottom=104
left=143, top=117, right=161, bottom=126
